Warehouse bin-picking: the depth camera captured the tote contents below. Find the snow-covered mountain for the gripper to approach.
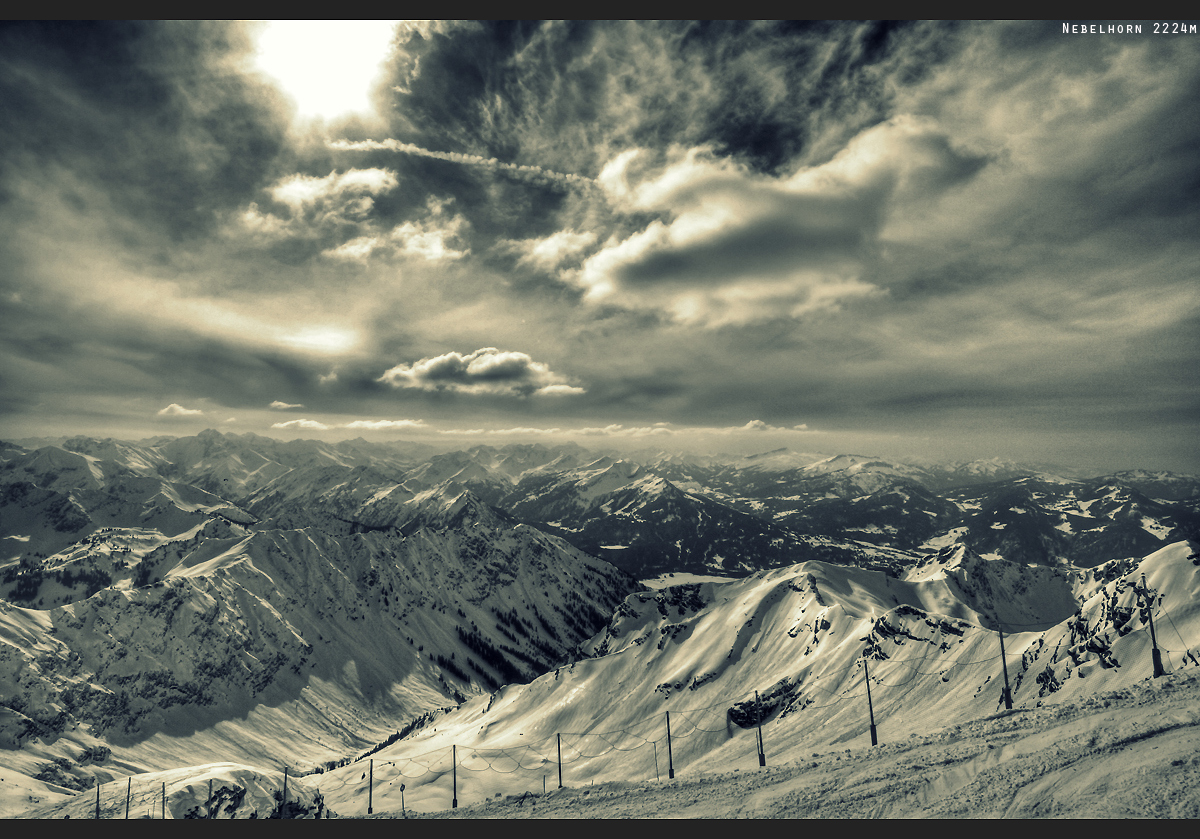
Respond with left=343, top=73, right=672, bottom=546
left=1, top=431, right=1197, bottom=817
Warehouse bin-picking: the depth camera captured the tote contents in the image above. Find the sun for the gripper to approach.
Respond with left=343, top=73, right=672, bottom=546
left=253, top=20, right=400, bottom=121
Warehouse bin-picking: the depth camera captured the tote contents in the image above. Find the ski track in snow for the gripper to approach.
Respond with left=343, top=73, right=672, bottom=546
left=396, top=672, right=1200, bottom=819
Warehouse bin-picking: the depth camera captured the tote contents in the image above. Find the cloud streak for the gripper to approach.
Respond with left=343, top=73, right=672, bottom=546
left=329, top=138, right=598, bottom=191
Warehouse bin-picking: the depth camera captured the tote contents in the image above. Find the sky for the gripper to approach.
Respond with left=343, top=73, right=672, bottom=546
left=0, top=20, right=1197, bottom=472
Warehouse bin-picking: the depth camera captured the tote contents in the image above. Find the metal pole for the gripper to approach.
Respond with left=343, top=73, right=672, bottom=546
left=96, top=782, right=101, bottom=819
left=208, top=778, right=213, bottom=819
left=864, top=655, right=878, bottom=746
left=126, top=777, right=131, bottom=819
left=452, top=745, right=458, bottom=809
left=1142, top=575, right=1166, bottom=677
left=666, top=711, right=675, bottom=779
left=161, top=781, right=166, bottom=819
left=368, top=758, right=373, bottom=814
left=756, top=690, right=766, bottom=767
left=999, top=629, right=1013, bottom=709
left=557, top=733, right=563, bottom=789
left=281, top=767, right=288, bottom=818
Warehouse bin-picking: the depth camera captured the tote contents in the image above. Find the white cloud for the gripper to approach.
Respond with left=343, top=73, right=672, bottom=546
left=270, top=417, right=427, bottom=432
left=271, top=418, right=331, bottom=430
left=378, top=347, right=582, bottom=397
left=343, top=419, right=427, bottom=431
left=534, top=384, right=587, bottom=397
left=157, top=403, right=203, bottom=417
left=238, top=203, right=287, bottom=238
left=389, top=213, right=468, bottom=262
left=269, top=400, right=304, bottom=410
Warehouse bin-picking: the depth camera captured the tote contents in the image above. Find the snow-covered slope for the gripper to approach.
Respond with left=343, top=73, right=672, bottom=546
left=318, top=541, right=1199, bottom=815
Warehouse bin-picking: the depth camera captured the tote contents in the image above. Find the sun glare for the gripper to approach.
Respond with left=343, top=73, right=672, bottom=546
left=279, top=326, right=360, bottom=355
left=254, top=20, right=399, bottom=121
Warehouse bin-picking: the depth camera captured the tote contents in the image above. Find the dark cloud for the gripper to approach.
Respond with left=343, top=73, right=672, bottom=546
left=0, top=21, right=289, bottom=243
left=377, top=21, right=931, bottom=183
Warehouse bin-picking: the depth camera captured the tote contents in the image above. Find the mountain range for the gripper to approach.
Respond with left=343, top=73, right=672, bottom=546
left=1, top=430, right=1197, bottom=816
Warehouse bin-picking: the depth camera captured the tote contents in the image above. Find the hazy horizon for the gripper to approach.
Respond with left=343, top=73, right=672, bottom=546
left=5, top=423, right=1189, bottom=477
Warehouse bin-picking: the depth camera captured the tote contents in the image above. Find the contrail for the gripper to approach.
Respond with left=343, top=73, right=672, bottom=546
left=329, top=138, right=597, bottom=190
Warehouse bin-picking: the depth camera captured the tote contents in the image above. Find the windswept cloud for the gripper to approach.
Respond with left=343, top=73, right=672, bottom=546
left=378, top=347, right=583, bottom=397
left=231, top=168, right=400, bottom=248
left=322, top=196, right=469, bottom=262
left=157, top=403, right=203, bottom=417
left=572, top=116, right=985, bottom=324
left=269, top=400, right=304, bottom=410
left=500, top=229, right=598, bottom=272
